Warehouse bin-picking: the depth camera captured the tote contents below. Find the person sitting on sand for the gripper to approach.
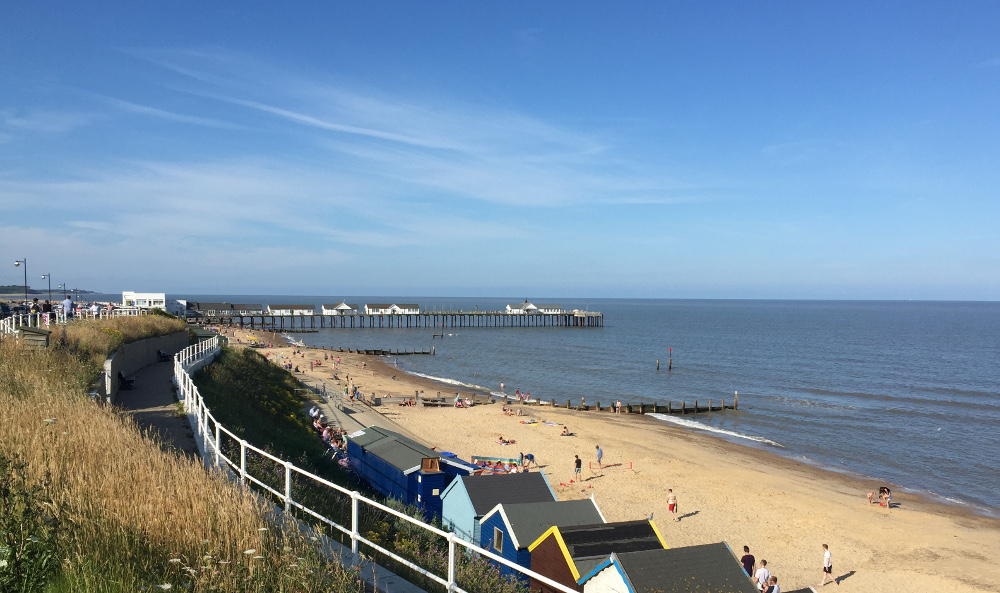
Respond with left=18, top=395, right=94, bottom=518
left=464, top=398, right=472, bottom=407
left=561, top=426, right=570, bottom=436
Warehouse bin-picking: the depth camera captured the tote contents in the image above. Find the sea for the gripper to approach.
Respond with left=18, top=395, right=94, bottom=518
left=104, top=295, right=1000, bottom=516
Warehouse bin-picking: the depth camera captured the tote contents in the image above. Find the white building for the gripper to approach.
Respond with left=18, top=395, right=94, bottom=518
left=364, top=303, right=420, bottom=315
left=506, top=302, right=539, bottom=314
left=122, top=291, right=166, bottom=310
left=268, top=304, right=315, bottom=316
left=535, top=304, right=563, bottom=315
left=322, top=302, right=359, bottom=315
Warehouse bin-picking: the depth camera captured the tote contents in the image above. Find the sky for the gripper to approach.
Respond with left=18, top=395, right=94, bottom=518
left=1, top=2, right=999, bottom=300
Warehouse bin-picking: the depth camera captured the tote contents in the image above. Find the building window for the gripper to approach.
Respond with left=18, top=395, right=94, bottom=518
left=432, top=488, right=440, bottom=496
left=493, top=527, right=503, bottom=553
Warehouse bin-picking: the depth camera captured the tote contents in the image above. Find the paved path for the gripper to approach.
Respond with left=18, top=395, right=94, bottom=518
left=115, top=360, right=199, bottom=457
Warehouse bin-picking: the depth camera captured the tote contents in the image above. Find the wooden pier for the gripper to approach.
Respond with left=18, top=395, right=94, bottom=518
left=198, top=310, right=603, bottom=331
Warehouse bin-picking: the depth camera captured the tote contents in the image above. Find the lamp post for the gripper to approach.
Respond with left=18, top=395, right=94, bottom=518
left=13, top=259, right=27, bottom=309
left=41, top=274, right=52, bottom=303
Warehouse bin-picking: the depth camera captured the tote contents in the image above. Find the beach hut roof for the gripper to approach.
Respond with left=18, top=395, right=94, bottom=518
left=190, top=302, right=233, bottom=312
left=481, top=499, right=604, bottom=550
left=268, top=304, right=315, bottom=310
left=579, top=543, right=758, bottom=592
left=324, top=302, right=358, bottom=309
left=348, top=426, right=447, bottom=473
left=232, top=303, right=263, bottom=310
left=527, top=520, right=666, bottom=582
left=460, top=473, right=556, bottom=515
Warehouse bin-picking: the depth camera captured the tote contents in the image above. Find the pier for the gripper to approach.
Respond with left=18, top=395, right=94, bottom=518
left=197, top=310, right=604, bottom=330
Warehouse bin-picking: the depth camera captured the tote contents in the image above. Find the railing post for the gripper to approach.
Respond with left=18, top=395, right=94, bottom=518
left=447, top=532, right=457, bottom=592
left=240, top=440, right=247, bottom=483
left=214, top=423, right=221, bottom=467
left=284, top=461, right=292, bottom=512
left=350, top=491, right=360, bottom=554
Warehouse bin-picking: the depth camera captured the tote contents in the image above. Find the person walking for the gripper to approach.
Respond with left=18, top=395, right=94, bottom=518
left=615, top=399, right=622, bottom=415
left=596, top=445, right=603, bottom=469
left=753, top=559, right=771, bottom=591
left=819, top=543, right=839, bottom=586
left=740, top=545, right=756, bottom=577
left=667, top=488, right=678, bottom=521
left=573, top=455, right=582, bottom=482
left=61, top=294, right=74, bottom=319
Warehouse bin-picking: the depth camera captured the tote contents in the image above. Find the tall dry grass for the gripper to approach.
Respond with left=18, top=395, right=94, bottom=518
left=0, top=320, right=361, bottom=592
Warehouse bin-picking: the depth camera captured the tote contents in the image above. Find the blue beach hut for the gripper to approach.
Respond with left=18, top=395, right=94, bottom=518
left=440, top=471, right=558, bottom=545
left=479, top=498, right=605, bottom=582
left=345, top=426, right=473, bottom=518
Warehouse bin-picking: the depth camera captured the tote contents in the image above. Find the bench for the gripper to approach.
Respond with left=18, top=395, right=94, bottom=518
left=157, top=349, right=171, bottom=362
left=118, top=371, right=135, bottom=390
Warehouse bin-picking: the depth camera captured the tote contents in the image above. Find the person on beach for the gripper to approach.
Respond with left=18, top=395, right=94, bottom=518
left=820, top=544, right=839, bottom=586
left=667, top=489, right=678, bottom=521
left=615, top=399, right=622, bottom=415
left=573, top=455, right=582, bottom=481
left=753, top=559, right=771, bottom=591
left=763, top=575, right=779, bottom=593
left=523, top=453, right=537, bottom=468
left=596, top=445, right=603, bottom=469
left=741, top=545, right=756, bottom=576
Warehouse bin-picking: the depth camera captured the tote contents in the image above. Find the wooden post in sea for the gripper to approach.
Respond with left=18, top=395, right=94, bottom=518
left=681, top=401, right=685, bottom=415
left=709, top=398, right=713, bottom=411
left=668, top=347, right=672, bottom=370
left=667, top=401, right=672, bottom=414
left=596, top=401, right=601, bottom=411
left=694, top=400, right=698, bottom=415
left=722, top=398, right=725, bottom=411
left=566, top=399, right=571, bottom=409
left=656, top=358, right=660, bottom=370
left=734, top=391, right=738, bottom=409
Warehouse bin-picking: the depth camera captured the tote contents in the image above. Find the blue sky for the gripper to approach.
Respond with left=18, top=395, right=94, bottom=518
left=2, top=2, right=998, bottom=299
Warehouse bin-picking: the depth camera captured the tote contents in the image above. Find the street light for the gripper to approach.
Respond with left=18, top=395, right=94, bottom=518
left=41, top=274, right=52, bottom=303
left=13, top=259, right=27, bottom=308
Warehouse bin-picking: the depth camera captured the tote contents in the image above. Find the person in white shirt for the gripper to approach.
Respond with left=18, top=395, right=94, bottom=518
left=820, top=543, right=839, bottom=586
left=753, top=559, right=772, bottom=591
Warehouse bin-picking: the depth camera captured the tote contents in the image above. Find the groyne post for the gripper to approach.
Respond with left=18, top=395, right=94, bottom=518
left=735, top=391, right=739, bottom=409
left=694, top=400, right=698, bottom=415
left=667, top=401, right=672, bottom=414
left=681, top=400, right=685, bottom=415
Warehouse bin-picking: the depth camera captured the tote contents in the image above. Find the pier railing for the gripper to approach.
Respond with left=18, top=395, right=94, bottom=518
left=174, top=336, right=579, bottom=593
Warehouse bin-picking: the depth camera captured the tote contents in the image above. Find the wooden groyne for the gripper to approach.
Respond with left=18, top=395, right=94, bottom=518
left=502, top=393, right=738, bottom=416
left=197, top=310, right=603, bottom=330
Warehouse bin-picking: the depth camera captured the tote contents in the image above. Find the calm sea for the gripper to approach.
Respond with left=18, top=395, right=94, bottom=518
left=171, top=296, right=1000, bottom=516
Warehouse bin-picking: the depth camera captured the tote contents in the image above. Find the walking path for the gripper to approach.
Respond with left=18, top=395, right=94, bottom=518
left=115, top=360, right=198, bottom=457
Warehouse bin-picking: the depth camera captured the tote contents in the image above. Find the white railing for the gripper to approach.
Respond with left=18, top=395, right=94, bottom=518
left=174, top=336, right=578, bottom=593
left=0, top=308, right=151, bottom=338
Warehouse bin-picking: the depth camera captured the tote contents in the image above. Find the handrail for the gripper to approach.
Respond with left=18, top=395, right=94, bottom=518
left=0, top=309, right=150, bottom=338
left=174, top=337, right=579, bottom=593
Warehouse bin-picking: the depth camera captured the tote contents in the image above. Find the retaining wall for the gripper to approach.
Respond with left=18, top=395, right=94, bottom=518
left=103, top=331, right=189, bottom=404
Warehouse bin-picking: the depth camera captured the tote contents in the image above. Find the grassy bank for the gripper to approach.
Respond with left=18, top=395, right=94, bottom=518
left=0, top=319, right=362, bottom=592
left=192, top=345, right=527, bottom=593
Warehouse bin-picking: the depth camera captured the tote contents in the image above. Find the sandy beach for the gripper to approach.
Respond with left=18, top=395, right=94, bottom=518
left=223, top=326, right=1000, bottom=592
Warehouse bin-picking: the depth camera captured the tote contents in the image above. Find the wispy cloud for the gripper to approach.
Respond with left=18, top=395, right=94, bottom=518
left=100, top=96, right=242, bottom=129
left=2, top=109, right=96, bottom=133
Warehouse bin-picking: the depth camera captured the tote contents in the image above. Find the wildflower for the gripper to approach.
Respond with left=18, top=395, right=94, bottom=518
left=168, top=558, right=181, bottom=563
left=203, top=555, right=213, bottom=560
left=253, top=556, right=264, bottom=559
left=217, top=561, right=230, bottom=565
left=154, top=585, right=172, bottom=591
left=257, top=527, right=268, bottom=531
left=289, top=564, right=298, bottom=568
left=201, top=539, right=210, bottom=544
left=309, top=536, right=318, bottom=541
left=282, top=546, right=292, bottom=552
left=243, top=549, right=256, bottom=555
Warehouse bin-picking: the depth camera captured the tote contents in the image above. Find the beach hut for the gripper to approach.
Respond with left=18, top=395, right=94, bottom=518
left=364, top=303, right=420, bottom=315
left=345, top=426, right=472, bottom=518
left=579, top=543, right=758, bottom=593
left=187, top=302, right=234, bottom=317
left=440, top=472, right=557, bottom=545
left=526, top=520, right=667, bottom=593
left=321, top=302, right=359, bottom=315
left=479, top=499, right=605, bottom=582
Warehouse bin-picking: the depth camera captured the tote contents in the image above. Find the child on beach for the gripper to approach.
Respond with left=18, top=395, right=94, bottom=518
left=667, top=489, right=678, bottom=521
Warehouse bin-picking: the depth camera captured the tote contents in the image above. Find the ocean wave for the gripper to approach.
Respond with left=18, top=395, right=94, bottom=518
left=646, top=413, right=784, bottom=448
